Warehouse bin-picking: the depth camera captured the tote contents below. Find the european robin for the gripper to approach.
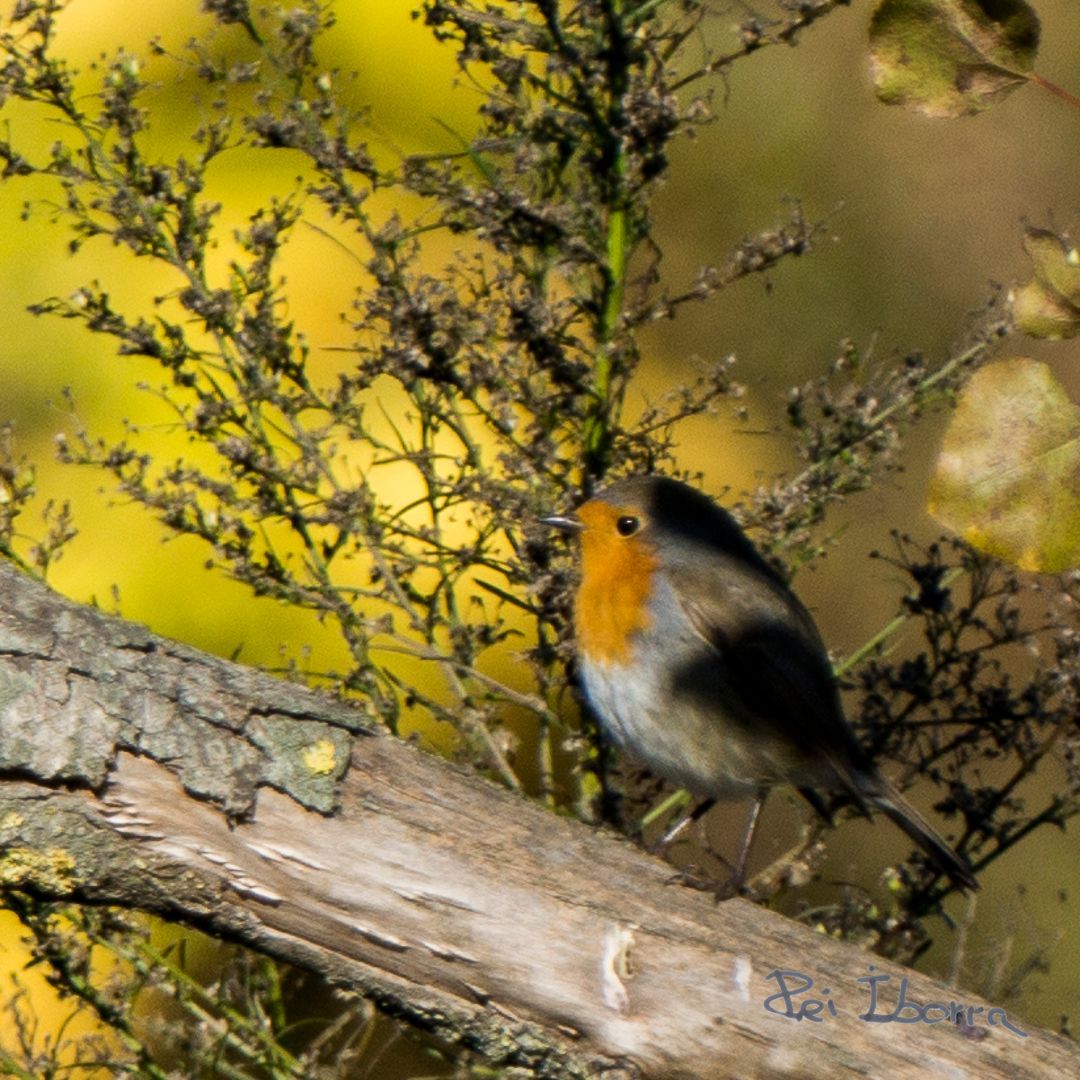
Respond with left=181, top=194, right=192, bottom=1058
left=544, top=475, right=977, bottom=892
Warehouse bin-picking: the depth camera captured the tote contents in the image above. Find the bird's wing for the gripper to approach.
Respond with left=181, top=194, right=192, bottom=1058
left=668, top=558, right=871, bottom=809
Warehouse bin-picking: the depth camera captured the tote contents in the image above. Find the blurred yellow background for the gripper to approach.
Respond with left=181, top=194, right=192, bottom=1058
left=1, top=0, right=1077, bottom=1056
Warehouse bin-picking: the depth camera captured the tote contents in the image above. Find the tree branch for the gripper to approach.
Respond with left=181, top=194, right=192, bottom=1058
left=0, top=562, right=1074, bottom=1078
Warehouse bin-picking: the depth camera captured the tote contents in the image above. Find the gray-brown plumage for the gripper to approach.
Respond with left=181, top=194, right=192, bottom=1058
left=546, top=475, right=977, bottom=891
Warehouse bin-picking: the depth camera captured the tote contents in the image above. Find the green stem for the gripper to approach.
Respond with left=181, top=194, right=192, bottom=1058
left=834, top=566, right=965, bottom=677
left=585, top=0, right=630, bottom=477
left=639, top=786, right=691, bottom=830
left=587, top=180, right=628, bottom=467
left=793, top=338, right=991, bottom=492
left=625, top=0, right=668, bottom=25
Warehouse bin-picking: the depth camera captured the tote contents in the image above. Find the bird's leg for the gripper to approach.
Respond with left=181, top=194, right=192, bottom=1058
left=659, top=796, right=716, bottom=848
left=730, top=788, right=768, bottom=894
left=659, top=792, right=768, bottom=901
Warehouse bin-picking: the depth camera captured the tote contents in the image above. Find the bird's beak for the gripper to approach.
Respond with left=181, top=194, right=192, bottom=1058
left=539, top=514, right=583, bottom=534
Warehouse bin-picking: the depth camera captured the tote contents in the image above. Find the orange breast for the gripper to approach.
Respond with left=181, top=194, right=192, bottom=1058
left=574, top=501, right=659, bottom=664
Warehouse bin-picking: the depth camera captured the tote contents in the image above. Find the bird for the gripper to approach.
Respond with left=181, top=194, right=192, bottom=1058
left=542, top=474, right=978, bottom=892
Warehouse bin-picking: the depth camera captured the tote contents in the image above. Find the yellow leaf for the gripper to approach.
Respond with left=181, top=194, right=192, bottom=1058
left=929, top=358, right=1080, bottom=571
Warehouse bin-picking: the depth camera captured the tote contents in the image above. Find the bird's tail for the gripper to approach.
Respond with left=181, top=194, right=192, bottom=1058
left=864, top=777, right=978, bottom=892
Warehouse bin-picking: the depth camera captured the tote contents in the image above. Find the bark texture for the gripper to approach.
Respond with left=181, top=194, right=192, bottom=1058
left=0, top=561, right=1075, bottom=1078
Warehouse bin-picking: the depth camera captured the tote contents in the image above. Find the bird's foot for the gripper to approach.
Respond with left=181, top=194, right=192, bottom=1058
left=663, top=865, right=744, bottom=902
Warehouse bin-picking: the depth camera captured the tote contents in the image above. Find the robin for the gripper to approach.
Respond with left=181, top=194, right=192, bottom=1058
left=543, top=474, right=977, bottom=892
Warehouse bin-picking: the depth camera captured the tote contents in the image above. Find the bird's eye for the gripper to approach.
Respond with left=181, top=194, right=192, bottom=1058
left=616, top=515, right=640, bottom=537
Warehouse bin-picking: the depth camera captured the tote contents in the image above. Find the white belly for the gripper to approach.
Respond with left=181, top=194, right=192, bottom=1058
left=579, top=651, right=761, bottom=800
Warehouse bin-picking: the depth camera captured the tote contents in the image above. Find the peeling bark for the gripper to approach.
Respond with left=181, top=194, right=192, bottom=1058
left=0, top=562, right=1075, bottom=1078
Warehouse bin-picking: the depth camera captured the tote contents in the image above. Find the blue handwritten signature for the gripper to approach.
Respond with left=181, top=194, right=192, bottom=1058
left=763, top=966, right=1028, bottom=1038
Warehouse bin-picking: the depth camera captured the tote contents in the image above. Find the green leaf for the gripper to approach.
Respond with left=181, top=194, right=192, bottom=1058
left=1011, top=228, right=1080, bottom=339
left=929, top=358, right=1080, bottom=572
left=869, top=0, right=1040, bottom=118
left=1011, top=279, right=1080, bottom=340
left=1023, top=227, right=1080, bottom=304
